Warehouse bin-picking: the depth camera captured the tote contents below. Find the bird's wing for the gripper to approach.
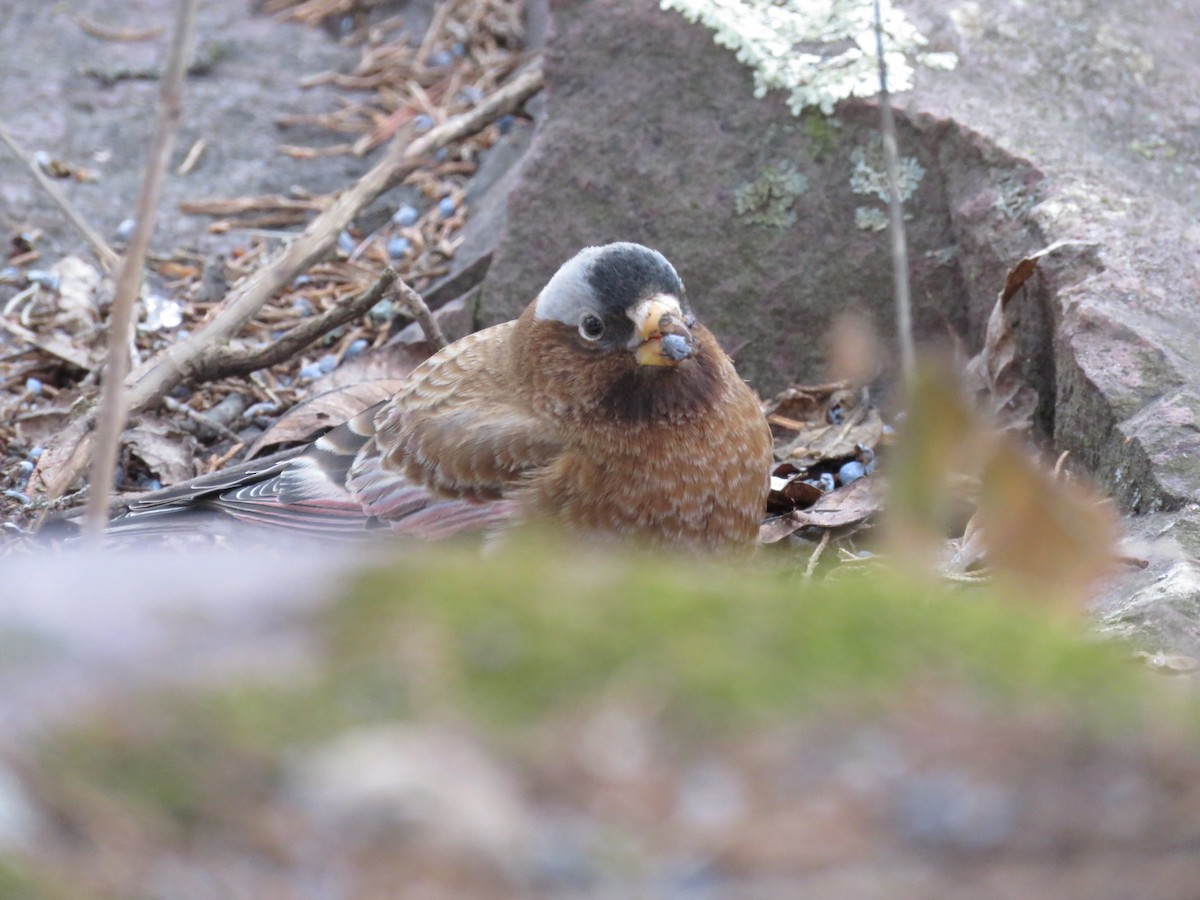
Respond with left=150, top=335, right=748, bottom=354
left=346, top=321, right=563, bottom=523
left=109, top=405, right=384, bottom=535
left=109, top=322, right=559, bottom=539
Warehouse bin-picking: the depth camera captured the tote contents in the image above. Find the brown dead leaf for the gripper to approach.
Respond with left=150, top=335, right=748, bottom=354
left=14, top=407, right=71, bottom=450
left=759, top=476, right=884, bottom=543
left=763, top=383, right=884, bottom=467
left=247, top=380, right=402, bottom=457
left=125, top=415, right=199, bottom=485
left=771, top=471, right=824, bottom=512
left=0, top=319, right=94, bottom=371
left=317, top=343, right=425, bottom=391
left=963, top=240, right=1095, bottom=433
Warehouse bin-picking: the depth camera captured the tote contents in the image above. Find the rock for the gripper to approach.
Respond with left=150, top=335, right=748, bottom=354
left=475, top=0, right=1200, bottom=648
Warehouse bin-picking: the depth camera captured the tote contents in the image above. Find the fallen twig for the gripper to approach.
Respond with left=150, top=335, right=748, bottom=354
left=30, top=62, right=543, bottom=511
left=163, top=395, right=243, bottom=444
left=73, top=15, right=163, bottom=42
left=0, top=122, right=121, bottom=271
left=803, top=529, right=831, bottom=580
left=190, top=268, right=399, bottom=381
left=83, top=0, right=198, bottom=538
left=395, top=279, right=448, bottom=351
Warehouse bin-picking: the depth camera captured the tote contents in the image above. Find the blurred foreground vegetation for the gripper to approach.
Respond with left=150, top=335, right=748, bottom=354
left=5, top=539, right=1200, bottom=898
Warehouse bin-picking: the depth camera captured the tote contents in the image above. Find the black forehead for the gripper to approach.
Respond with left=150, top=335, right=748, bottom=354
left=585, top=245, right=684, bottom=315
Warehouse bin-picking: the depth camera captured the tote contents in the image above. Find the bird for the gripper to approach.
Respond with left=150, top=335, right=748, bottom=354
left=111, top=243, right=773, bottom=554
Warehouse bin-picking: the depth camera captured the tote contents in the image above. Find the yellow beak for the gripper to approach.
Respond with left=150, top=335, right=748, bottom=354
left=631, top=297, right=696, bottom=367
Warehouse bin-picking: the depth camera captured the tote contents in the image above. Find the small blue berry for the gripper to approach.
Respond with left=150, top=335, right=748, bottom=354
left=386, top=236, right=411, bottom=260
left=337, top=230, right=356, bottom=255
left=117, top=218, right=137, bottom=241
left=298, top=363, right=323, bottom=382
left=451, top=42, right=466, bottom=57
left=28, top=447, right=44, bottom=460
left=24, top=377, right=42, bottom=395
left=817, top=472, right=836, bottom=492
left=497, top=114, right=515, bottom=135
left=838, top=460, right=866, bottom=485
left=344, top=338, right=369, bottom=360
left=27, top=270, right=59, bottom=292
left=141, top=477, right=162, bottom=492
left=391, top=204, right=419, bottom=227
left=369, top=299, right=393, bottom=320
left=458, top=86, right=483, bottom=104
left=427, top=50, right=453, bottom=68
left=413, top=114, right=434, bottom=133
left=660, top=333, right=692, bottom=361
left=317, top=354, right=338, bottom=374
left=292, top=297, right=314, bottom=316
left=16, top=460, right=34, bottom=477
left=292, top=274, right=312, bottom=288
left=438, top=196, right=456, bottom=217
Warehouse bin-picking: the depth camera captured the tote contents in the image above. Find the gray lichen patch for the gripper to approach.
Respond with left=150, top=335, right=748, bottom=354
left=735, top=161, right=809, bottom=228
left=849, top=137, right=925, bottom=203
left=854, top=207, right=889, bottom=232
left=661, top=0, right=957, bottom=115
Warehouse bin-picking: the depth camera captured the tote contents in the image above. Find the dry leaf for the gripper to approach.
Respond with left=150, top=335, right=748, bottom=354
left=759, top=476, right=885, bottom=543
left=247, top=380, right=403, bottom=457
left=764, top=383, right=884, bottom=467
left=963, top=240, right=1095, bottom=433
left=51, top=256, right=102, bottom=334
left=125, top=415, right=199, bottom=484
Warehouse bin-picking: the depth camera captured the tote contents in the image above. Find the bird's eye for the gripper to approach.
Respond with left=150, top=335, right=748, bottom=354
left=578, top=312, right=605, bottom=341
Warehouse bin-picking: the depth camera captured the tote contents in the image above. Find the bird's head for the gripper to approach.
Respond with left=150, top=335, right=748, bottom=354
left=519, top=243, right=726, bottom=424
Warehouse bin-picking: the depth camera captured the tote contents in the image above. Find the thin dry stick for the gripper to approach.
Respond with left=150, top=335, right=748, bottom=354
left=0, top=123, right=121, bottom=272
left=33, top=63, right=544, bottom=507
left=396, top=280, right=448, bottom=350
left=83, top=0, right=198, bottom=538
left=163, top=395, right=243, bottom=443
left=122, top=62, right=542, bottom=412
left=803, top=529, right=831, bottom=580
left=191, top=268, right=399, bottom=381
left=873, top=0, right=915, bottom=391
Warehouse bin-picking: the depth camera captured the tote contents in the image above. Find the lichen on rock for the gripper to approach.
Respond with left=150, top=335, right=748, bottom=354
left=660, top=0, right=958, bottom=115
left=734, top=161, right=809, bottom=227
left=849, top=136, right=925, bottom=203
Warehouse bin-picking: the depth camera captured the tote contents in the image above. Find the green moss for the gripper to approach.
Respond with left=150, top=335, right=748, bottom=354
left=33, top=539, right=1187, bottom=831
left=0, top=859, right=78, bottom=900
left=333, top=539, right=1149, bottom=730
left=800, top=112, right=840, bottom=159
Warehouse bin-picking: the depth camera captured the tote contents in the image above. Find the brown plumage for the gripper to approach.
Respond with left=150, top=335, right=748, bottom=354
left=113, top=243, right=772, bottom=553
